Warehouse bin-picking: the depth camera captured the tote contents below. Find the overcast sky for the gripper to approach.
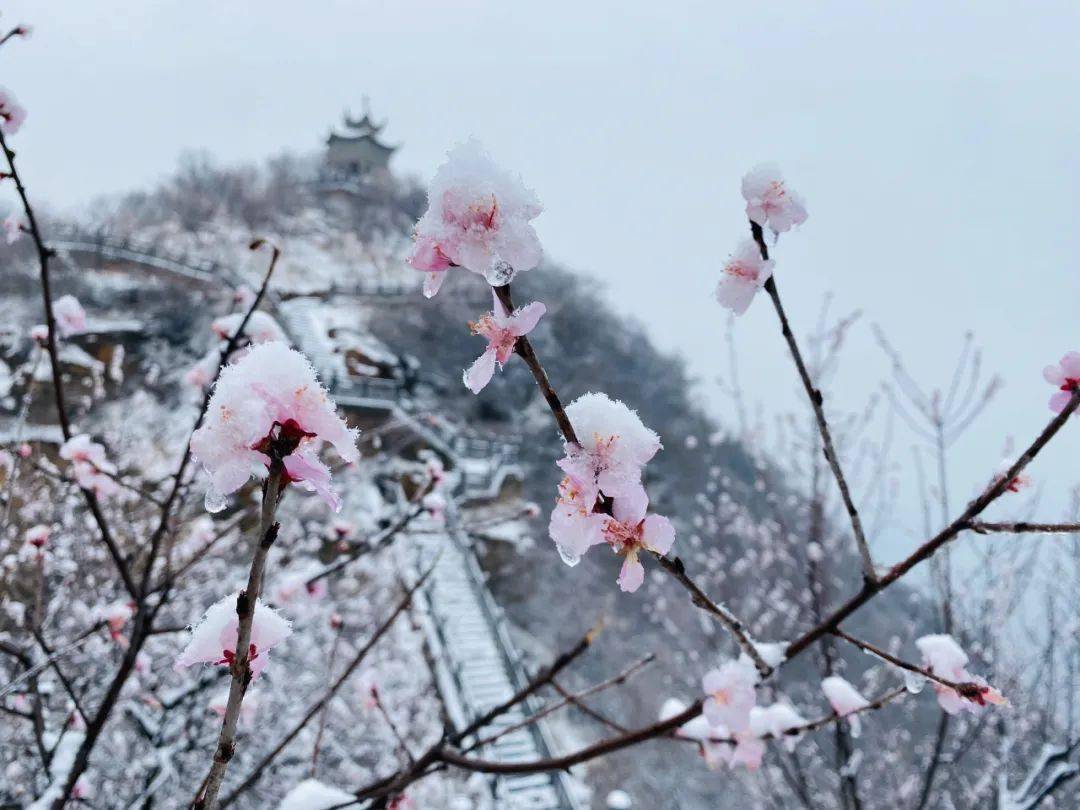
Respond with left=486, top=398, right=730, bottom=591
left=3, top=1, right=1078, bottom=561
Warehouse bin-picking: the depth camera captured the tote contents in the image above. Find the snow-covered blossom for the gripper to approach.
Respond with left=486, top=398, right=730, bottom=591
left=59, top=434, right=120, bottom=498
left=715, top=239, right=774, bottom=316
left=71, top=776, right=93, bottom=801
left=190, top=342, right=359, bottom=512
left=1043, top=351, right=1080, bottom=413
left=211, top=311, right=287, bottom=345
left=276, top=778, right=355, bottom=810
left=408, top=139, right=543, bottom=295
left=53, top=295, right=87, bottom=337
left=750, top=702, right=807, bottom=751
left=96, top=601, right=135, bottom=644
left=702, top=658, right=758, bottom=733
left=422, top=491, right=447, bottom=522
left=463, top=290, right=545, bottom=393
left=184, top=349, right=220, bottom=390
left=0, top=87, right=27, bottom=135
left=741, top=164, right=808, bottom=233
left=175, top=592, right=292, bottom=678
left=821, top=676, right=870, bottom=737
left=4, top=213, right=26, bottom=244
left=208, top=688, right=259, bottom=729
left=271, top=571, right=326, bottom=607
left=915, top=634, right=1006, bottom=715
left=599, top=495, right=675, bottom=592
left=25, top=524, right=49, bottom=549
left=558, top=392, right=661, bottom=507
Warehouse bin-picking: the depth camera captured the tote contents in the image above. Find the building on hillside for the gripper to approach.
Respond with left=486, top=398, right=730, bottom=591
left=324, top=101, right=397, bottom=179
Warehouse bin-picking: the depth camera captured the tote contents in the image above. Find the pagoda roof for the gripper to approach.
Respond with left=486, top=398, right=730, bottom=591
left=326, top=130, right=398, bottom=155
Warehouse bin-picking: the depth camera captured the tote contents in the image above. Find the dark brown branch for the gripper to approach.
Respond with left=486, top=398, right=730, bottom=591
left=653, top=554, right=773, bottom=676
left=751, top=221, right=876, bottom=583
left=832, top=629, right=972, bottom=695
left=220, top=561, right=437, bottom=807
left=969, top=521, right=1080, bottom=535
left=193, top=462, right=284, bottom=809
left=0, top=128, right=139, bottom=600
left=463, top=654, right=655, bottom=753
left=493, top=284, right=579, bottom=445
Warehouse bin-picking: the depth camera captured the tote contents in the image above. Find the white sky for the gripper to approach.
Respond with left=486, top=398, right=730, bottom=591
left=3, top=1, right=1078, bottom=559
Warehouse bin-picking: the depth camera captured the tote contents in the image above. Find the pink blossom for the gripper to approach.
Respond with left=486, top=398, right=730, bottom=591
left=463, top=290, right=545, bottom=393
left=601, top=495, right=675, bottom=592
left=4, top=213, right=26, bottom=244
left=332, top=519, right=354, bottom=539
left=184, top=349, right=220, bottom=390
left=208, top=688, right=260, bottom=729
left=715, top=239, right=774, bottom=315
left=29, top=324, right=48, bottom=345
left=558, top=392, right=661, bottom=507
left=59, top=434, right=120, bottom=498
left=702, top=658, right=758, bottom=733
left=96, top=600, right=135, bottom=644
left=821, top=676, right=870, bottom=737
left=408, top=140, right=543, bottom=295
left=993, top=459, right=1032, bottom=494
left=211, top=311, right=286, bottom=345
left=548, top=471, right=608, bottom=560
left=271, top=571, right=327, bottom=606
left=741, top=164, right=808, bottom=233
left=71, top=776, right=93, bottom=800
left=190, top=342, right=359, bottom=512
left=232, top=284, right=256, bottom=309
left=25, top=524, right=49, bottom=550
left=0, top=87, right=27, bottom=135
left=916, top=634, right=1007, bottom=715
left=422, top=491, right=447, bottom=522
left=175, top=592, right=292, bottom=678
left=1043, top=351, right=1080, bottom=413
left=53, top=295, right=87, bottom=337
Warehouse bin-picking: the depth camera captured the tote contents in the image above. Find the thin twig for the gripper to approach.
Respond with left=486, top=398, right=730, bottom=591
left=783, top=389, right=1080, bottom=661
left=751, top=221, right=876, bottom=583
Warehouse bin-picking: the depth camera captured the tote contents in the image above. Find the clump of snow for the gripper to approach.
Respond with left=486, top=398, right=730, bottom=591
left=821, top=676, right=870, bottom=737
left=276, top=778, right=354, bottom=810
left=916, top=634, right=1006, bottom=714
left=408, top=139, right=544, bottom=294
left=175, top=591, right=292, bottom=678
left=190, top=341, right=359, bottom=512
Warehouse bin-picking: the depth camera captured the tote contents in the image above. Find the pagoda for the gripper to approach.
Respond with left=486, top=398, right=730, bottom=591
left=324, top=100, right=397, bottom=177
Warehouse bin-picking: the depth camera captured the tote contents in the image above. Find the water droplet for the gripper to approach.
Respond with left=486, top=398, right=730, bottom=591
left=204, top=487, right=227, bottom=514
left=557, top=545, right=581, bottom=567
left=903, top=669, right=927, bottom=694
left=484, top=259, right=516, bottom=287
